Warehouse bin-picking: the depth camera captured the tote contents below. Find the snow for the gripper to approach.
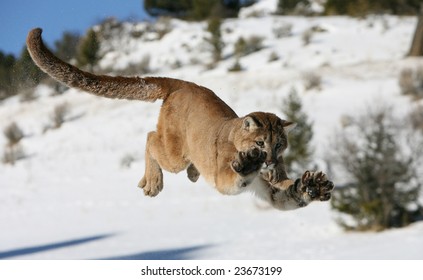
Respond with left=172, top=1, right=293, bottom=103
left=1, top=4, right=423, bottom=259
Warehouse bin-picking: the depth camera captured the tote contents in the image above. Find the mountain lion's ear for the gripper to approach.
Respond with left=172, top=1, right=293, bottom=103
left=243, top=116, right=259, bottom=131
left=283, top=121, right=296, bottom=133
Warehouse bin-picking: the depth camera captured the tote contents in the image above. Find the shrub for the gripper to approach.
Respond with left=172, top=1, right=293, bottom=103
left=399, top=68, right=414, bottom=94
left=19, top=88, right=38, bottom=103
left=303, top=71, right=322, bottom=90
left=399, top=67, right=423, bottom=99
left=268, top=51, right=280, bottom=62
left=301, top=29, right=313, bottom=46
left=234, top=36, right=264, bottom=58
left=329, top=105, right=423, bottom=231
left=228, top=59, right=243, bottom=72
left=50, top=103, right=70, bottom=129
left=120, top=153, right=137, bottom=168
left=2, top=122, right=25, bottom=165
left=272, top=22, right=293, bottom=38
left=2, top=144, right=25, bottom=165
left=410, top=104, right=423, bottom=132
left=3, top=122, right=24, bottom=146
left=247, top=36, right=264, bottom=53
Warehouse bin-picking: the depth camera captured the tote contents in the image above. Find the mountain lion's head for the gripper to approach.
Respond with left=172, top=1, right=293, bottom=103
left=233, top=112, right=295, bottom=171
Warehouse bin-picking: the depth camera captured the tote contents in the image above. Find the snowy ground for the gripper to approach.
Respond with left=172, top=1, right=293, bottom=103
left=1, top=1, right=423, bottom=259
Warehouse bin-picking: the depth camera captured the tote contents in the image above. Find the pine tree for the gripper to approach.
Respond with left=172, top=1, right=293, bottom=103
left=144, top=0, right=192, bottom=17
left=144, top=0, right=246, bottom=19
left=13, top=47, right=45, bottom=91
left=76, top=29, right=100, bottom=70
left=330, top=106, right=423, bottom=231
left=207, top=16, right=224, bottom=64
left=324, top=0, right=421, bottom=16
left=277, top=0, right=310, bottom=15
left=0, top=51, right=17, bottom=99
left=191, top=0, right=219, bottom=20
left=54, top=31, right=81, bottom=61
left=281, top=87, right=314, bottom=176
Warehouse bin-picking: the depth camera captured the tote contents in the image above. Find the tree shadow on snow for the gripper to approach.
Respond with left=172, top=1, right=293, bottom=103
left=102, top=244, right=211, bottom=260
left=0, top=233, right=114, bottom=259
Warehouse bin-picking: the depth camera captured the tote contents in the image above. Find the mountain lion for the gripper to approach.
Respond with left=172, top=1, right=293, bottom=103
left=26, top=28, right=334, bottom=210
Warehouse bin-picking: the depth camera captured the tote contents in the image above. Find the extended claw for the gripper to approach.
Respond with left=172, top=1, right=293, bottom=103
left=232, top=148, right=267, bottom=176
left=322, top=180, right=335, bottom=192
left=231, top=160, right=242, bottom=172
left=300, top=170, right=335, bottom=202
left=320, top=192, right=331, bottom=201
left=301, top=170, right=312, bottom=192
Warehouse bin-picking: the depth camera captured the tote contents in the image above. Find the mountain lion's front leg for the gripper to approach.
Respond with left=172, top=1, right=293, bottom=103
left=266, top=171, right=335, bottom=210
left=231, top=148, right=266, bottom=188
left=215, top=148, right=266, bottom=194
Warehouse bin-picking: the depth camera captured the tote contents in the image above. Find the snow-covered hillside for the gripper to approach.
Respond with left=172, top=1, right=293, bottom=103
left=1, top=0, right=423, bottom=259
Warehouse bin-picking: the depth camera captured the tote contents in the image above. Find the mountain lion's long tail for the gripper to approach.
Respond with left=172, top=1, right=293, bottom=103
left=27, top=28, right=185, bottom=101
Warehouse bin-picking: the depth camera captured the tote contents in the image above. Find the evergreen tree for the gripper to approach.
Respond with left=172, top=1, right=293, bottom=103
left=324, top=0, right=421, bottom=16
left=207, top=16, right=224, bottom=64
left=281, top=87, right=314, bottom=176
left=0, top=51, right=17, bottom=100
left=144, top=0, right=192, bottom=17
left=191, top=0, right=219, bottom=20
left=330, top=107, right=423, bottom=231
left=277, top=0, right=310, bottom=15
left=13, top=47, right=46, bottom=91
left=76, top=29, right=100, bottom=70
left=144, top=0, right=247, bottom=19
left=54, top=31, right=81, bottom=61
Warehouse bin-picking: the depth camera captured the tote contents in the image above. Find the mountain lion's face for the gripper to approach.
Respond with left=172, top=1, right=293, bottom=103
left=234, top=112, right=294, bottom=171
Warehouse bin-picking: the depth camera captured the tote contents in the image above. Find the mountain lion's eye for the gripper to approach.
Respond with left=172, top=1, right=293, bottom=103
left=256, top=141, right=264, bottom=147
left=275, top=143, right=282, bottom=149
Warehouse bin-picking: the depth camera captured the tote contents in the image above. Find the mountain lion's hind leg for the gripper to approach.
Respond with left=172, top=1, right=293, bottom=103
left=187, top=163, right=200, bottom=182
left=138, top=131, right=164, bottom=197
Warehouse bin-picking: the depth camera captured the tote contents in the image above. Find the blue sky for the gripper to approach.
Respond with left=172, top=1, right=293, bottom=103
left=0, top=0, right=149, bottom=56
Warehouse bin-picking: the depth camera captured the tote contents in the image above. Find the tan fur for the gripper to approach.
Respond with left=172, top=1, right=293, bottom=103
left=26, top=28, right=334, bottom=210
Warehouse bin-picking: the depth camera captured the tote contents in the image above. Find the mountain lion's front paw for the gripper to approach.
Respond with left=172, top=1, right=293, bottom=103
left=300, top=171, right=334, bottom=201
left=231, top=148, right=266, bottom=176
